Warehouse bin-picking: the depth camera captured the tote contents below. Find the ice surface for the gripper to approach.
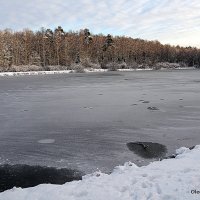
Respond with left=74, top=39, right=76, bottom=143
left=0, top=69, right=200, bottom=174
left=1, top=69, right=200, bottom=199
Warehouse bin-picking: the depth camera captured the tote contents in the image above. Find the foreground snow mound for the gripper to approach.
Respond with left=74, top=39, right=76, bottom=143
left=1, top=146, right=200, bottom=200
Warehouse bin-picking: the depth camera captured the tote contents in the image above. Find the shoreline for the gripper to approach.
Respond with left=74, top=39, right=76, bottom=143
left=0, top=67, right=195, bottom=77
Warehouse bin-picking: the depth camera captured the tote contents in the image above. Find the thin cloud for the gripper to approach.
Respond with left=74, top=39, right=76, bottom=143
left=0, top=0, right=199, bottom=47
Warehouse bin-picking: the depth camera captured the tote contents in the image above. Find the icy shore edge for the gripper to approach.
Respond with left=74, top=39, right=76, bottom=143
left=1, top=145, right=200, bottom=200
left=0, top=67, right=195, bottom=77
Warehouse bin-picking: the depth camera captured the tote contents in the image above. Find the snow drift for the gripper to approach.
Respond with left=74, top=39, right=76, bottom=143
left=1, top=145, right=200, bottom=200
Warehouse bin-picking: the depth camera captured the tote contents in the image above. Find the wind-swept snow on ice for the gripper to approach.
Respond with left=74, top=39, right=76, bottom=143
left=1, top=145, right=200, bottom=200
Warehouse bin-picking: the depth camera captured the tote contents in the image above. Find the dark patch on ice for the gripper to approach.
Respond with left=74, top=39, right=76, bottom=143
left=142, top=101, right=150, bottom=104
left=147, top=106, right=159, bottom=111
left=179, top=99, right=183, bottom=101
left=131, top=104, right=138, bottom=106
left=138, top=100, right=145, bottom=102
left=0, top=164, right=83, bottom=192
left=192, top=80, right=200, bottom=83
left=160, top=99, right=164, bottom=101
left=127, top=142, right=167, bottom=158
left=98, top=94, right=103, bottom=95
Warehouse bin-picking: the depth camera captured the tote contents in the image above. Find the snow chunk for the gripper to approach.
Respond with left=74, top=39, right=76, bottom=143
left=176, top=147, right=190, bottom=155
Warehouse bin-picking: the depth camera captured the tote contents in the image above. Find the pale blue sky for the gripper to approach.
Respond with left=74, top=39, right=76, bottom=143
left=0, top=0, right=200, bottom=47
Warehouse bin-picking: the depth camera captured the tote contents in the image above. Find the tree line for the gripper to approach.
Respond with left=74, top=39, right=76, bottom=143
left=0, top=26, right=200, bottom=72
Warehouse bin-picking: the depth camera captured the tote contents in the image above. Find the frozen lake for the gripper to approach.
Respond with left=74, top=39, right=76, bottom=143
left=0, top=69, right=200, bottom=174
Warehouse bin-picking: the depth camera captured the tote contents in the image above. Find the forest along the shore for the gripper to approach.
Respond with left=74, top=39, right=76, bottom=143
left=0, top=27, right=200, bottom=72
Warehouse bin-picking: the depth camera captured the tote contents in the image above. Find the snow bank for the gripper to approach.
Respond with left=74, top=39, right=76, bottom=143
left=83, top=68, right=108, bottom=73
left=1, top=146, right=200, bottom=200
left=118, top=68, right=153, bottom=72
left=0, top=67, right=194, bottom=77
left=0, top=69, right=108, bottom=77
left=0, top=70, right=75, bottom=77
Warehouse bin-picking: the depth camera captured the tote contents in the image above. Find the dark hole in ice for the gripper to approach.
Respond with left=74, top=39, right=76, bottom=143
left=127, top=142, right=167, bottom=159
left=0, top=164, right=83, bottom=192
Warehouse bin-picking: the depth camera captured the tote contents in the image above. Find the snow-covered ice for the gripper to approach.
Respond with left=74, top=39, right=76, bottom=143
left=37, top=139, right=55, bottom=144
left=1, top=145, right=200, bottom=200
